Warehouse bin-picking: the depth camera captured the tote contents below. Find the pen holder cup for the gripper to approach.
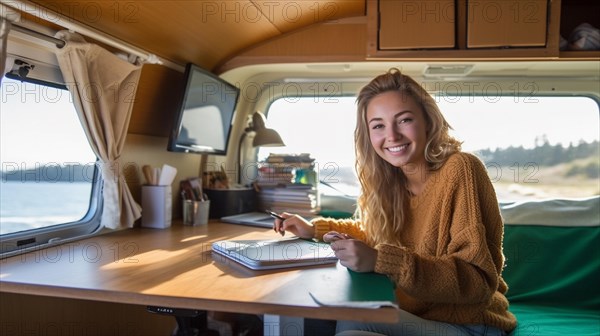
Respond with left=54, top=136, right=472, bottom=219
left=141, top=185, right=172, bottom=229
left=183, top=200, right=210, bottom=226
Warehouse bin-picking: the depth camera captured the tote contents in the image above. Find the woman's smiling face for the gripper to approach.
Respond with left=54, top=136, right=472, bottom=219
left=366, top=91, right=429, bottom=171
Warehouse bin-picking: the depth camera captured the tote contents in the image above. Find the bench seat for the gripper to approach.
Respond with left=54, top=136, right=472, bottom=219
left=501, top=197, right=599, bottom=336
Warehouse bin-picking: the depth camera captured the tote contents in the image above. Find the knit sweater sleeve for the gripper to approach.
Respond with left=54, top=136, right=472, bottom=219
left=310, top=217, right=367, bottom=241
left=374, top=153, right=504, bottom=305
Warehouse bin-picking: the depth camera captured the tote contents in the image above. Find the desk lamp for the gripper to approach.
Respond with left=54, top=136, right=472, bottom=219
left=238, top=111, right=285, bottom=184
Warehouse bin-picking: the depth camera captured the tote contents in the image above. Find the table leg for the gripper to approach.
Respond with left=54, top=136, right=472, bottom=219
left=263, top=315, right=304, bottom=336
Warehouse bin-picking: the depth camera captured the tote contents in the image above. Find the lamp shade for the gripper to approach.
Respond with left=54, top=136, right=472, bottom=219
left=250, top=111, right=285, bottom=147
left=251, top=110, right=267, bottom=130
left=237, top=111, right=285, bottom=184
left=253, top=128, right=285, bottom=147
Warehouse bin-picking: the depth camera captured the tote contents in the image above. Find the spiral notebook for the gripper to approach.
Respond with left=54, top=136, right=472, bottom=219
left=211, top=237, right=338, bottom=270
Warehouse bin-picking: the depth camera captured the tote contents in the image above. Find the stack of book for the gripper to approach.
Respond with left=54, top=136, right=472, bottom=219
left=255, top=164, right=295, bottom=187
left=258, top=184, right=319, bottom=217
left=255, top=154, right=320, bottom=216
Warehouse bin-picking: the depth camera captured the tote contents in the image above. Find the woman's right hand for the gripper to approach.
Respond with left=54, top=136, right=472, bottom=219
left=273, top=213, right=315, bottom=239
left=323, top=231, right=351, bottom=243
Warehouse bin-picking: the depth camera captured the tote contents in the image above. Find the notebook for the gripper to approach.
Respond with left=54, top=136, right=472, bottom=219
left=212, top=237, right=338, bottom=270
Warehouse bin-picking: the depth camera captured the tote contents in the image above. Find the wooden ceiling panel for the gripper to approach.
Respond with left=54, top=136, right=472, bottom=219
left=126, top=1, right=283, bottom=68
left=28, top=0, right=365, bottom=71
left=250, top=0, right=365, bottom=33
left=30, top=1, right=279, bottom=69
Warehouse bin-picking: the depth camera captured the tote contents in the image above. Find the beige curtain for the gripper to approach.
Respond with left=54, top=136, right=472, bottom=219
left=0, top=17, right=11, bottom=83
left=54, top=31, right=142, bottom=229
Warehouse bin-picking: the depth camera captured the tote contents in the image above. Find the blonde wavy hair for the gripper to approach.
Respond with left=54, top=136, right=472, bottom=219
left=355, top=68, right=462, bottom=245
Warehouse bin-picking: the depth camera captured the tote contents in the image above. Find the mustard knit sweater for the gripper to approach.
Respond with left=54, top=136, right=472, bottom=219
left=312, top=152, right=517, bottom=332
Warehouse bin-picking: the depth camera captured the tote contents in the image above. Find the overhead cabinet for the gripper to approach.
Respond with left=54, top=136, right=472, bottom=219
left=370, top=0, right=600, bottom=60
left=379, top=0, right=456, bottom=49
left=370, top=0, right=599, bottom=59
left=467, top=0, right=548, bottom=48
left=375, top=0, right=549, bottom=51
left=558, top=0, right=600, bottom=58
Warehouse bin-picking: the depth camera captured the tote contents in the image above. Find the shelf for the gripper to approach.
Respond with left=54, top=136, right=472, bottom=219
left=366, top=0, right=598, bottom=61
left=558, top=51, right=600, bottom=60
left=558, top=0, right=600, bottom=59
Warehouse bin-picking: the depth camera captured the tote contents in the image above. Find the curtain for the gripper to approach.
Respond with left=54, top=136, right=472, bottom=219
left=0, top=17, right=11, bottom=84
left=54, top=31, right=142, bottom=229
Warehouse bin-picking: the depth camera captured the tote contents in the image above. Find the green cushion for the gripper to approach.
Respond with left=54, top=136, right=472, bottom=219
left=503, top=225, right=600, bottom=310
left=318, top=210, right=354, bottom=219
left=503, top=224, right=600, bottom=335
left=509, top=305, right=600, bottom=336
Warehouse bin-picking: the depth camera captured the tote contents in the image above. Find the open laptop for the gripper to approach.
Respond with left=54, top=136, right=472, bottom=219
left=212, top=237, right=338, bottom=270
left=220, top=211, right=317, bottom=228
left=220, top=212, right=276, bottom=228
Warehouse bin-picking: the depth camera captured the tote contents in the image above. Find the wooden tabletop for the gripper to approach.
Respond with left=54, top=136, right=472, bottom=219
left=0, top=221, right=398, bottom=323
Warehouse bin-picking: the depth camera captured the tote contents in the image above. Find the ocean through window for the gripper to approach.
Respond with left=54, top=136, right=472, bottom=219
left=1, top=78, right=97, bottom=235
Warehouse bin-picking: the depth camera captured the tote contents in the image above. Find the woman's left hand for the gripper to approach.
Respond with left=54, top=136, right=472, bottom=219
left=330, top=239, right=378, bottom=272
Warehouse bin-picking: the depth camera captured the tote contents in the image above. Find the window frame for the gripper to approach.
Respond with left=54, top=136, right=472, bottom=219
left=0, top=64, right=103, bottom=258
left=0, top=170, right=103, bottom=257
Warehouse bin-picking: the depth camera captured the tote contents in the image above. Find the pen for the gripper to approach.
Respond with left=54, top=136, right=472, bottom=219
left=266, top=210, right=285, bottom=236
left=266, top=210, right=285, bottom=221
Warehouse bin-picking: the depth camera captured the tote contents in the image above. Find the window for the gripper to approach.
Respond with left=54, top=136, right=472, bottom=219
left=258, top=96, right=359, bottom=197
left=260, top=95, right=599, bottom=203
left=439, top=96, right=599, bottom=201
left=0, top=77, right=101, bottom=254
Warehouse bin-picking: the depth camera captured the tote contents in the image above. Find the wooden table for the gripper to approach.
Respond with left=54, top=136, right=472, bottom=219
left=0, top=222, right=398, bottom=333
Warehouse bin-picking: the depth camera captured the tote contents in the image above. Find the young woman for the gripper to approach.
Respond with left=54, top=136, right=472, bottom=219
left=273, top=69, right=517, bottom=336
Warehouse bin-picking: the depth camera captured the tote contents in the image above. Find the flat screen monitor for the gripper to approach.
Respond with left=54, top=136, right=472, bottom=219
left=167, top=63, right=239, bottom=155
